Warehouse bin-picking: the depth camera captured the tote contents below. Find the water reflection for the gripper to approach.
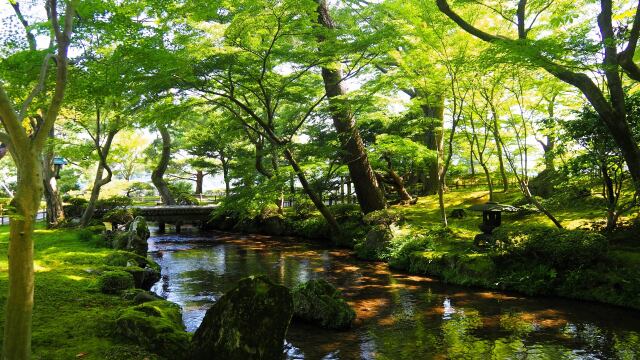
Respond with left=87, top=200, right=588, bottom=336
left=149, top=232, right=640, bottom=359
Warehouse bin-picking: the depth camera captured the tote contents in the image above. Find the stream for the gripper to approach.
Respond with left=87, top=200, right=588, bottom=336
left=149, top=231, right=640, bottom=359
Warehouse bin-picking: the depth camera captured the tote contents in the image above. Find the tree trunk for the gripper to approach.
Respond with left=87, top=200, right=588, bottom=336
left=152, top=124, right=175, bottom=205
left=316, top=0, right=386, bottom=214
left=3, top=156, right=42, bottom=360
left=283, top=147, right=339, bottom=234
left=80, top=130, right=116, bottom=227
left=491, top=113, right=509, bottom=192
left=420, top=102, right=445, bottom=195
left=480, top=162, right=494, bottom=201
left=469, top=146, right=475, bottom=176
left=383, top=155, right=413, bottom=202
left=80, top=164, right=106, bottom=226
left=222, top=159, right=231, bottom=197
left=520, top=180, right=563, bottom=228
left=195, top=170, right=204, bottom=195
left=42, top=128, right=64, bottom=227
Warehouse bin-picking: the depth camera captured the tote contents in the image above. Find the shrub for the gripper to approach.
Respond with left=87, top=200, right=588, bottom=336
left=291, top=197, right=316, bottom=219
left=388, top=234, right=434, bottom=269
left=363, top=209, right=401, bottom=226
left=168, top=181, right=199, bottom=205
left=103, top=208, right=136, bottom=225
left=63, top=197, right=88, bottom=218
left=491, top=225, right=608, bottom=270
left=288, top=216, right=331, bottom=240
left=329, top=203, right=362, bottom=222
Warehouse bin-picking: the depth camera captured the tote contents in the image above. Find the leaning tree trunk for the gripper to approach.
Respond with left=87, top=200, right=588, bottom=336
left=490, top=114, right=509, bottom=192
left=316, top=0, right=385, bottom=214
left=283, top=147, right=340, bottom=234
left=3, top=154, right=42, bottom=360
left=382, top=155, right=413, bottom=202
left=152, top=124, right=175, bottom=205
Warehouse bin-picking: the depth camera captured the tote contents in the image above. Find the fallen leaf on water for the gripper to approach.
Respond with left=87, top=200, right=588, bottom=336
left=76, top=353, right=87, bottom=358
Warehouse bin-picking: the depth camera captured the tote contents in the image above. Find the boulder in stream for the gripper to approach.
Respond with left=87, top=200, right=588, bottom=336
left=292, top=279, right=355, bottom=330
left=126, top=216, right=150, bottom=257
left=191, top=275, right=293, bottom=360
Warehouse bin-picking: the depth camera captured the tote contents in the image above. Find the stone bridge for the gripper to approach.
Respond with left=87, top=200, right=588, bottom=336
left=133, top=205, right=217, bottom=233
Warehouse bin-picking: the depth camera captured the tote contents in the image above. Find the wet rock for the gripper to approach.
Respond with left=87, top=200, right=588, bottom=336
left=115, top=300, right=190, bottom=359
left=121, top=289, right=163, bottom=304
left=126, top=216, right=150, bottom=257
left=98, top=270, right=135, bottom=294
left=292, top=279, right=355, bottom=330
left=105, top=250, right=161, bottom=290
left=191, top=275, right=293, bottom=360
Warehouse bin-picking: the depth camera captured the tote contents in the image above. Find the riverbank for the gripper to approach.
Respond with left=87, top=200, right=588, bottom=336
left=0, top=225, right=186, bottom=360
left=213, top=188, right=640, bottom=310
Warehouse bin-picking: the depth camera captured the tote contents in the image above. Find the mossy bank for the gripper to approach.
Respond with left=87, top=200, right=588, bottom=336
left=0, top=225, right=189, bottom=360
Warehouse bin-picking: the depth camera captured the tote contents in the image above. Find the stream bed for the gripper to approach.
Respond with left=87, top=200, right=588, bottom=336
left=149, top=231, right=640, bottom=359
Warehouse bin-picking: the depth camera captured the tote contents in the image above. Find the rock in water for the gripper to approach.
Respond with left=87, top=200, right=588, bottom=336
left=191, top=275, right=293, bottom=360
left=126, top=216, right=150, bottom=257
left=291, top=279, right=355, bottom=330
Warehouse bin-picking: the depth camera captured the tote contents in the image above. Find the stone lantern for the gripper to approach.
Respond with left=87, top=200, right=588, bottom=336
left=469, top=201, right=517, bottom=247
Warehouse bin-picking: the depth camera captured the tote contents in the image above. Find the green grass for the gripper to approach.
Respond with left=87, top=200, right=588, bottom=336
left=0, top=225, right=160, bottom=360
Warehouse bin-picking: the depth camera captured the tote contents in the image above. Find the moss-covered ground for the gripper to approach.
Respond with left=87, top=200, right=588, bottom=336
left=0, top=225, right=162, bottom=360
left=378, top=188, right=640, bottom=309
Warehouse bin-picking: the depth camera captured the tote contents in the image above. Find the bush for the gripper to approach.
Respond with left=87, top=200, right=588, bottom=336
left=329, top=203, right=362, bottom=222
left=96, top=195, right=133, bottom=212
left=388, top=234, right=435, bottom=269
left=98, top=270, right=135, bottom=294
left=288, top=216, right=331, bottom=240
left=103, top=208, right=136, bottom=225
left=491, top=225, right=608, bottom=270
left=291, top=197, right=316, bottom=220
left=363, top=209, right=401, bottom=227
left=168, top=181, right=199, bottom=205
left=63, top=197, right=89, bottom=218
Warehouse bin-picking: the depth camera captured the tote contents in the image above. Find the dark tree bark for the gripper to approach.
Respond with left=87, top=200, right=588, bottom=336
left=316, top=0, right=386, bottom=214
left=152, top=123, right=175, bottom=205
left=195, top=170, right=204, bottom=195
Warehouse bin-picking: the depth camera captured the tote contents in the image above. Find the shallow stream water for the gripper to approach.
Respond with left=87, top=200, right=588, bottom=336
left=149, top=231, right=640, bottom=359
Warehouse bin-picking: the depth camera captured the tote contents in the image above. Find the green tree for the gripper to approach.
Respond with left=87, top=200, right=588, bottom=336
left=0, top=1, right=74, bottom=358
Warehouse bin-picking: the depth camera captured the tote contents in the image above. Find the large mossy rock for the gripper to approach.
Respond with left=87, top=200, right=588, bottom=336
left=98, top=270, right=135, bottom=294
left=115, top=300, right=190, bottom=359
left=105, top=251, right=161, bottom=290
left=126, top=216, right=150, bottom=257
left=191, top=275, right=293, bottom=360
left=291, top=279, right=355, bottom=330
